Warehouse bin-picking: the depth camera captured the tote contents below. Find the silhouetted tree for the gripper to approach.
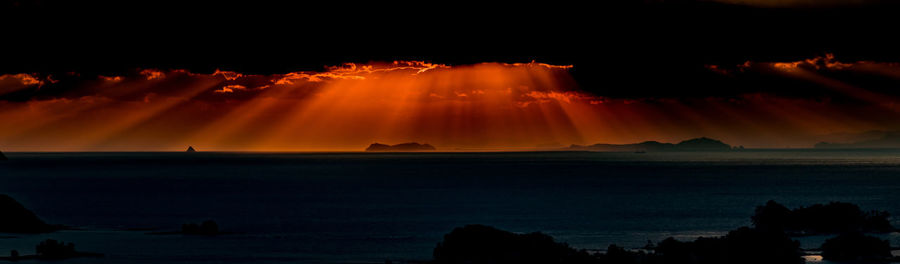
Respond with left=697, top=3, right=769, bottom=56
left=599, top=245, right=641, bottom=264
left=752, top=200, right=791, bottom=232
left=821, top=232, right=892, bottom=263
left=35, top=239, right=77, bottom=259
left=432, top=224, right=597, bottom=264
left=752, top=200, right=892, bottom=235
left=653, top=227, right=802, bottom=264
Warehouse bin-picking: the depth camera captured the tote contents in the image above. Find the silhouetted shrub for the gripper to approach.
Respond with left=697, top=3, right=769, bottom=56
left=752, top=200, right=892, bottom=234
left=597, top=244, right=643, bottom=264
left=0, top=194, right=58, bottom=233
left=654, top=227, right=803, bottom=264
left=821, top=232, right=892, bottom=263
left=751, top=200, right=792, bottom=232
left=35, top=239, right=76, bottom=259
left=432, top=224, right=597, bottom=264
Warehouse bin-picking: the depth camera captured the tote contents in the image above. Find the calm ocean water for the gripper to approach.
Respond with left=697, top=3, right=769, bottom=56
left=2, top=150, right=900, bottom=263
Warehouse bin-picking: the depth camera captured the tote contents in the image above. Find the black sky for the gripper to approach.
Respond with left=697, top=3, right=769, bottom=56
left=4, top=0, right=900, bottom=98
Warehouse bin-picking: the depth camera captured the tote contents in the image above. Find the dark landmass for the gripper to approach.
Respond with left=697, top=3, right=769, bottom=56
left=186, top=146, right=197, bottom=152
left=366, top=142, right=436, bottom=152
left=0, top=239, right=103, bottom=261
left=0, top=194, right=61, bottom=234
left=821, top=232, right=892, bottom=263
left=432, top=225, right=596, bottom=264
left=0, top=150, right=6, bottom=160
left=752, top=200, right=893, bottom=235
left=427, top=201, right=896, bottom=264
left=149, top=220, right=227, bottom=236
left=431, top=225, right=802, bottom=264
left=815, top=132, right=900, bottom=149
left=652, top=227, right=803, bottom=264
left=568, top=137, right=735, bottom=152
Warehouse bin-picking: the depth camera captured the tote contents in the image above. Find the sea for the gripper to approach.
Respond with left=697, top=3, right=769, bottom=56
left=2, top=150, right=900, bottom=263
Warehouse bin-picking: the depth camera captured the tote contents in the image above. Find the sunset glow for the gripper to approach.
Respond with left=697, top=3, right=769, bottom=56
left=2, top=57, right=900, bottom=151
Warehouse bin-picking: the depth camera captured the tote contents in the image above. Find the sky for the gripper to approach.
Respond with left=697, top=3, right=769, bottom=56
left=3, top=55, right=900, bottom=151
left=2, top=0, right=900, bottom=151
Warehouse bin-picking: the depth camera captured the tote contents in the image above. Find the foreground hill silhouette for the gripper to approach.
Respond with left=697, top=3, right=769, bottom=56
left=366, top=142, right=436, bottom=152
left=429, top=201, right=895, bottom=264
left=431, top=225, right=802, bottom=264
left=752, top=200, right=893, bottom=235
left=815, top=131, right=900, bottom=149
left=568, top=137, right=733, bottom=152
left=0, top=149, right=6, bottom=160
left=0, top=194, right=60, bottom=233
left=433, top=225, right=596, bottom=264
left=821, top=232, right=892, bottom=263
left=0, top=239, right=103, bottom=261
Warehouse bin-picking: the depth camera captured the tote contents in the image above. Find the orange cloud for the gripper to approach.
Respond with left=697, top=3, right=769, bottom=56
left=502, top=60, right=574, bottom=69
left=99, top=75, right=123, bottom=82
left=212, top=69, right=244, bottom=80
left=709, top=54, right=854, bottom=73
left=523, top=91, right=599, bottom=104
left=140, top=69, right=166, bottom=80
left=0, top=73, right=45, bottom=86
left=214, top=85, right=247, bottom=93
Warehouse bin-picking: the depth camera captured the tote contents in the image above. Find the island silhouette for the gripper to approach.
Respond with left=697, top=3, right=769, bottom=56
left=567, top=137, right=734, bottom=152
left=815, top=131, right=900, bottom=149
left=365, top=142, right=436, bottom=152
left=0, top=194, right=61, bottom=234
left=186, top=146, right=197, bottom=152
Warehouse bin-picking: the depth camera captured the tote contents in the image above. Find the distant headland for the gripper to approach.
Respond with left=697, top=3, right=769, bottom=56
left=0, top=149, right=6, bottom=160
left=815, top=131, right=900, bottom=149
left=365, top=142, right=436, bottom=152
left=567, top=137, right=740, bottom=152
left=0, top=194, right=61, bottom=234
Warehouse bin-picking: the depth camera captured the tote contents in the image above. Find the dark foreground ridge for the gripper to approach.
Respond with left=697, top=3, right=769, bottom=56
left=0, top=239, right=103, bottom=261
left=821, top=232, right=893, bottom=263
left=433, top=225, right=596, bottom=264
left=0, top=194, right=61, bottom=233
left=426, top=201, right=896, bottom=264
left=366, top=142, right=436, bottom=152
left=568, top=137, right=737, bottom=152
left=753, top=200, right=893, bottom=235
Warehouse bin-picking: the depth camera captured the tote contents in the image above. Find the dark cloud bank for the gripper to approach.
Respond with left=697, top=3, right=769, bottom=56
left=4, top=0, right=900, bottom=102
